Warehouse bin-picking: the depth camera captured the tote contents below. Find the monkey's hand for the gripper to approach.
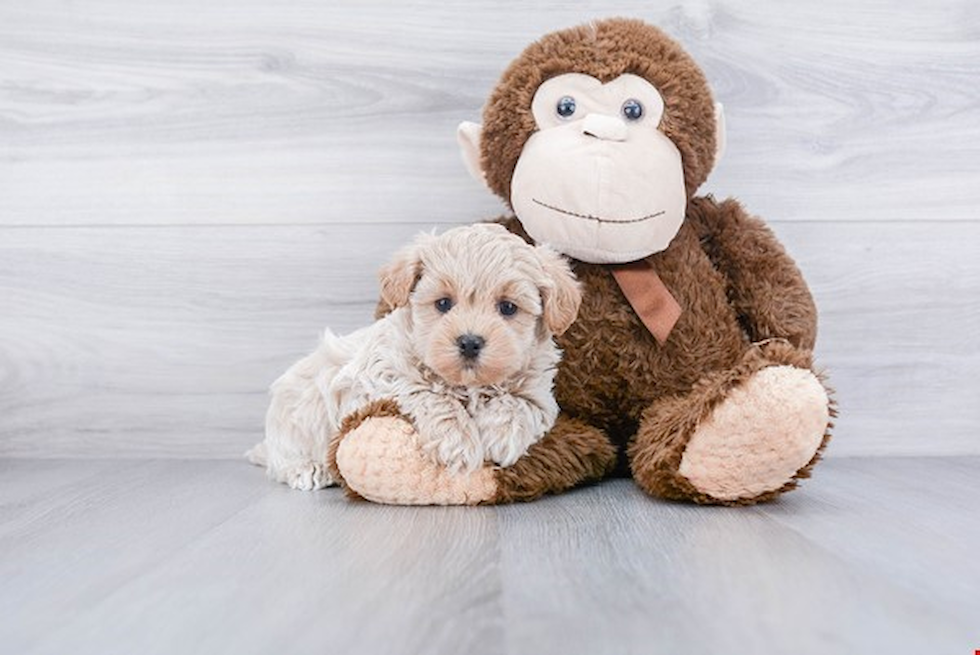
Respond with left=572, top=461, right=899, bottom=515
left=328, top=399, right=497, bottom=506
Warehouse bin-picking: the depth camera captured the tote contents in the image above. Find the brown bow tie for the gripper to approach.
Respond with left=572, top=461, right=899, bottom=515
left=610, top=260, right=682, bottom=345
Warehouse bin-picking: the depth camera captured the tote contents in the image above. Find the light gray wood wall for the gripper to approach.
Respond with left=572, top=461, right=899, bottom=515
left=2, top=0, right=978, bottom=458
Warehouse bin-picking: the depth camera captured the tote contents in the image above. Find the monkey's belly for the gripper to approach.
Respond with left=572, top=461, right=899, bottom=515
left=554, top=255, right=746, bottom=470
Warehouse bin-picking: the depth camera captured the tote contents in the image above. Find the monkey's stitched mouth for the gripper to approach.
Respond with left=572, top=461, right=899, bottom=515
left=532, top=198, right=665, bottom=224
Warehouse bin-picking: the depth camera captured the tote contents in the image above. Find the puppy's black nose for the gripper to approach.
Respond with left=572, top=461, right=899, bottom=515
left=456, top=334, right=485, bottom=360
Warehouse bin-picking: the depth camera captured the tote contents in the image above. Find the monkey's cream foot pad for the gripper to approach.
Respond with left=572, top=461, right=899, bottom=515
left=679, top=366, right=830, bottom=501
left=336, top=416, right=498, bottom=505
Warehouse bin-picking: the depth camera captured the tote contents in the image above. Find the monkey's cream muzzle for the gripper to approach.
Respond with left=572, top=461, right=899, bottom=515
left=507, top=74, right=683, bottom=264
left=510, top=114, right=687, bottom=264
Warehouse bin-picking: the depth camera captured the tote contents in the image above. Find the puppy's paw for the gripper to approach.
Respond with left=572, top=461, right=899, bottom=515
left=413, top=413, right=483, bottom=474
left=337, top=416, right=497, bottom=505
left=478, top=418, right=528, bottom=468
left=474, top=395, right=552, bottom=468
left=279, top=462, right=336, bottom=491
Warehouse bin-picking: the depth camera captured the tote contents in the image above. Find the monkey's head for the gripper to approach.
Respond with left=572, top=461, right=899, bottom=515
left=458, top=18, right=725, bottom=264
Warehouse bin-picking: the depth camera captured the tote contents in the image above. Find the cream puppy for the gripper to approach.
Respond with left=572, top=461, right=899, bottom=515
left=247, top=223, right=581, bottom=490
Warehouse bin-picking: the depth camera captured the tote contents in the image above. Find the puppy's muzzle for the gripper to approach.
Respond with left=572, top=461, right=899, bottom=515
left=456, top=334, right=485, bottom=361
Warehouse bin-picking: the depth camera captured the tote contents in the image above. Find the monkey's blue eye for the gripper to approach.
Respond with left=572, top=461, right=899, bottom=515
left=622, top=98, right=644, bottom=121
left=497, top=300, right=518, bottom=317
left=556, top=96, right=577, bottom=118
left=435, top=298, right=454, bottom=313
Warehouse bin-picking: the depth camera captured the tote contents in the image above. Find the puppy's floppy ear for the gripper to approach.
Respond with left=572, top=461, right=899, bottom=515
left=378, top=238, right=427, bottom=310
left=534, top=245, right=582, bottom=336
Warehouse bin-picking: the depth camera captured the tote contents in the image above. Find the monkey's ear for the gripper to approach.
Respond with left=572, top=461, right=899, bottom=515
left=456, top=121, right=489, bottom=188
left=378, top=241, right=425, bottom=310
left=714, top=102, right=727, bottom=167
left=534, top=245, right=582, bottom=337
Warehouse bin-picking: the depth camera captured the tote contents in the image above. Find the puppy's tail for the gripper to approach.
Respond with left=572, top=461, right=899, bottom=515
left=244, top=441, right=267, bottom=466
left=316, top=326, right=360, bottom=421
left=319, top=327, right=360, bottom=368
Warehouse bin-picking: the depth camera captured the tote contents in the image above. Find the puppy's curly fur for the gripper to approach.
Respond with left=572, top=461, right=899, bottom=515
left=246, top=224, right=580, bottom=489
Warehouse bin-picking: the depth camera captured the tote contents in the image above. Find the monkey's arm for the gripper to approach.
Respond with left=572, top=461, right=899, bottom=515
left=329, top=404, right=615, bottom=505
left=488, top=413, right=617, bottom=503
left=689, top=196, right=818, bottom=350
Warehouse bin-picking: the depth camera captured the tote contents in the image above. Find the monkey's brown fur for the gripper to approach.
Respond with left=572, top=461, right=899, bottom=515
left=337, top=18, right=833, bottom=505
left=487, top=416, right=618, bottom=504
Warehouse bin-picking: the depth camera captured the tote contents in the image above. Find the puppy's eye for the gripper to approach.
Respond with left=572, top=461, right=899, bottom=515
left=497, top=300, right=518, bottom=317
left=434, top=297, right=454, bottom=313
left=556, top=96, right=576, bottom=119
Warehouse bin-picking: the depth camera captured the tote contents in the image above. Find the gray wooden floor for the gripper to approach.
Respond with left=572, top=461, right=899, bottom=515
left=1, top=457, right=977, bottom=655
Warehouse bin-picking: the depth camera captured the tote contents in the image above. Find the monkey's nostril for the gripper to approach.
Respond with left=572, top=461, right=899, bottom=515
left=581, top=113, right=628, bottom=141
left=456, top=334, right=485, bottom=360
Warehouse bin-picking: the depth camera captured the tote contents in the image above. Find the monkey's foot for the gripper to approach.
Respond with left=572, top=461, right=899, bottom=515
left=336, top=416, right=497, bottom=506
left=678, top=366, right=830, bottom=502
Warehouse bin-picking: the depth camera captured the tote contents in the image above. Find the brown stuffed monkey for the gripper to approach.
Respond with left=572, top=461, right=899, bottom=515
left=328, top=18, right=834, bottom=506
